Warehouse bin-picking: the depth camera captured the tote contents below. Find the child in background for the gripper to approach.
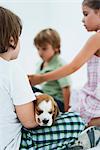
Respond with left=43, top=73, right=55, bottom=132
left=28, top=0, right=100, bottom=127
left=33, top=28, right=71, bottom=112
left=0, top=6, right=86, bottom=150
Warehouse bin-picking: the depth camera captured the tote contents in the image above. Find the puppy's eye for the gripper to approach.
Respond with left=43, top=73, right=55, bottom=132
left=37, top=110, right=43, bottom=115
left=49, top=111, right=52, bottom=114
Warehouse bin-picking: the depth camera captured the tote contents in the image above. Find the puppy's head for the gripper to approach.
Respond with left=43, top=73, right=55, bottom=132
left=34, top=93, right=59, bottom=126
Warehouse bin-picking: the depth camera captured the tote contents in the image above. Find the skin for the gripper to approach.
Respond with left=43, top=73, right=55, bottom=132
left=62, top=87, right=70, bottom=111
left=36, top=43, right=70, bottom=112
left=29, top=5, right=100, bottom=126
left=88, top=117, right=100, bottom=127
left=82, top=5, right=100, bottom=32
left=36, top=44, right=56, bottom=63
left=0, top=37, right=37, bottom=128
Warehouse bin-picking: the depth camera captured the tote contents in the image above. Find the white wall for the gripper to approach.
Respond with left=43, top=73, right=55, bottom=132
left=0, top=0, right=92, bottom=88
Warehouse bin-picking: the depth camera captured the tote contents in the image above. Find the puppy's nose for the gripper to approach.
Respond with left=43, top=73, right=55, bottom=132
left=42, top=119, right=49, bottom=124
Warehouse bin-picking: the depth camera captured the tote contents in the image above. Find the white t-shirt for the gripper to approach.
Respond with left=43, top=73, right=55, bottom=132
left=0, top=58, right=36, bottom=150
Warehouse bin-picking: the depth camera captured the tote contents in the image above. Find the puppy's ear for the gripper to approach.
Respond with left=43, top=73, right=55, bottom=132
left=52, top=98, right=60, bottom=122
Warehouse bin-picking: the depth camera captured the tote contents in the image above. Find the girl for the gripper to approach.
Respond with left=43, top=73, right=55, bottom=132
left=29, top=0, right=100, bottom=127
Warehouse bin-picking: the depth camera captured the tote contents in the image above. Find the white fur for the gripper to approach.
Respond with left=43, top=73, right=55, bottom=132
left=36, top=100, right=53, bottom=126
left=35, top=92, right=43, bottom=96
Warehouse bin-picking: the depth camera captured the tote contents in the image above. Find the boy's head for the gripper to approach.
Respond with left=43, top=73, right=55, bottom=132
left=0, top=6, right=22, bottom=54
left=34, top=28, right=61, bottom=54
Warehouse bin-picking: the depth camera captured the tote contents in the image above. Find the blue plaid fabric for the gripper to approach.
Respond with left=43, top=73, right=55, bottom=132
left=20, top=112, right=85, bottom=150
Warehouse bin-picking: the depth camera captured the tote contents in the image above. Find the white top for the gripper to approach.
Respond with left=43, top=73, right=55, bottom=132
left=0, top=58, right=36, bottom=150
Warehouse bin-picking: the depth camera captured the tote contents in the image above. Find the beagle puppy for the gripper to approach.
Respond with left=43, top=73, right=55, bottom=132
left=34, top=92, right=59, bottom=126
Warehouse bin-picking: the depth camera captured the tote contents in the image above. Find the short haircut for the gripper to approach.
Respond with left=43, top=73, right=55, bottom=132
left=34, top=28, right=61, bottom=53
left=0, top=6, right=22, bottom=53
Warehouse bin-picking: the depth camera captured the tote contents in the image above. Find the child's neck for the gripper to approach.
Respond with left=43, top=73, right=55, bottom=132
left=42, top=61, right=48, bottom=69
left=41, top=54, right=58, bottom=70
left=0, top=53, right=10, bottom=61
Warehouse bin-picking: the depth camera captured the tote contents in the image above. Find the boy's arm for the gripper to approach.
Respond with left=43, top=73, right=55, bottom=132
left=62, top=86, right=71, bottom=112
left=15, top=101, right=38, bottom=128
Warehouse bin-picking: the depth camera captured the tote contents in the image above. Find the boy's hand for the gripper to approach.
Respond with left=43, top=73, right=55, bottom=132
left=28, top=74, right=43, bottom=86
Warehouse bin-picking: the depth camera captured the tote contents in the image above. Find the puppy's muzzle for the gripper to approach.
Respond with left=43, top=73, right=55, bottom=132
left=42, top=119, right=49, bottom=124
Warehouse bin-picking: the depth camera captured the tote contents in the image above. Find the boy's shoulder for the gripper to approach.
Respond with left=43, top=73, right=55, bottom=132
left=10, top=61, right=21, bottom=70
left=55, top=55, right=67, bottom=66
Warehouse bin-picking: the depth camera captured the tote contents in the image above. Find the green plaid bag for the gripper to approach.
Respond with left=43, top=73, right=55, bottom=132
left=20, top=112, right=85, bottom=150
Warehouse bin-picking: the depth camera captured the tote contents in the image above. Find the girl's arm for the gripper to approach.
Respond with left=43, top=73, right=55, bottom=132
left=62, top=86, right=70, bottom=112
left=43, top=33, right=100, bottom=81
left=15, top=101, right=38, bottom=128
left=28, top=33, right=100, bottom=85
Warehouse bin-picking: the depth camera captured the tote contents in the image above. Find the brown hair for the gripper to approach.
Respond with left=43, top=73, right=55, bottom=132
left=34, top=28, right=61, bottom=53
left=82, top=0, right=100, bottom=10
left=0, top=6, right=22, bottom=53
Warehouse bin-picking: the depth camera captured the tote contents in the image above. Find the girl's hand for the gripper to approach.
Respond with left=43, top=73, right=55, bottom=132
left=88, top=117, right=100, bottom=127
left=28, top=74, right=43, bottom=86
